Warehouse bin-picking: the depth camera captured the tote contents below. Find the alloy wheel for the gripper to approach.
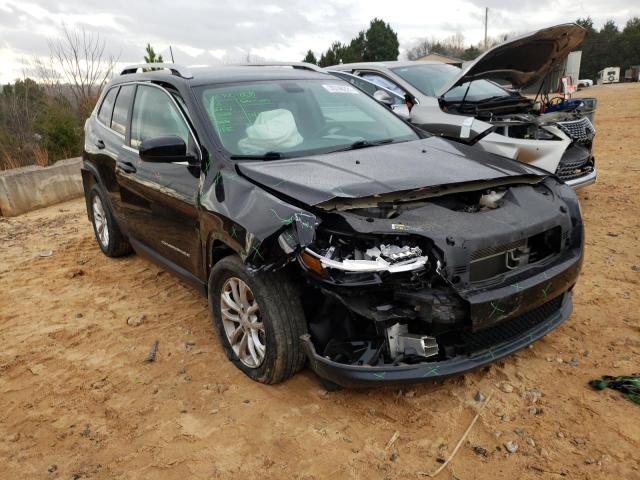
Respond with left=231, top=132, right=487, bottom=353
left=220, top=277, right=266, bottom=368
left=92, top=195, right=109, bottom=248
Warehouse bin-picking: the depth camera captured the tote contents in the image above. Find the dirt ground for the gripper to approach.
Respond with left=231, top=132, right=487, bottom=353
left=1, top=84, right=639, bottom=480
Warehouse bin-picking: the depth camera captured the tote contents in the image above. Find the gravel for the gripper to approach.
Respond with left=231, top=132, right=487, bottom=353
left=474, top=390, right=487, bottom=402
left=504, top=441, right=519, bottom=453
left=498, top=383, right=514, bottom=393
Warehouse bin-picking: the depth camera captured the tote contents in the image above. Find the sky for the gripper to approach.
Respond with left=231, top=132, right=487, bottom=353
left=0, top=0, right=638, bottom=83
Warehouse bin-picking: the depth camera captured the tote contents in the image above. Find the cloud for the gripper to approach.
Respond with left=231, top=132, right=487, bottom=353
left=0, top=0, right=638, bottom=82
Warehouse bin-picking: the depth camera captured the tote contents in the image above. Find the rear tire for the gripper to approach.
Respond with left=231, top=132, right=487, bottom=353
left=89, top=184, right=132, bottom=257
left=208, top=255, right=307, bottom=384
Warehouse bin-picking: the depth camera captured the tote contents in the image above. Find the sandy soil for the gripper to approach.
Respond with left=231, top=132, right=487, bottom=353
left=1, top=84, right=639, bottom=480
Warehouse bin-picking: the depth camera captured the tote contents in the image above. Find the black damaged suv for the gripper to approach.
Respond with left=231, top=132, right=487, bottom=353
left=82, top=63, right=583, bottom=388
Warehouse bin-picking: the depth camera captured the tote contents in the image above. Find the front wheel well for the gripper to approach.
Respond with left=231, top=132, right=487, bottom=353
left=209, top=239, right=236, bottom=272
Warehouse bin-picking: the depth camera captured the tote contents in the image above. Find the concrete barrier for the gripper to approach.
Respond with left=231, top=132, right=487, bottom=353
left=0, top=157, right=83, bottom=217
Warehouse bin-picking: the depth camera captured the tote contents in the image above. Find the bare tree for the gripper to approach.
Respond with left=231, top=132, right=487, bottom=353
left=45, top=24, right=118, bottom=116
left=406, top=33, right=468, bottom=60
left=444, top=33, right=466, bottom=56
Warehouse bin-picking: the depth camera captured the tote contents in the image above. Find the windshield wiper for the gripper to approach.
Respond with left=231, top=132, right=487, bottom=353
left=230, top=151, right=284, bottom=161
left=329, top=138, right=395, bottom=153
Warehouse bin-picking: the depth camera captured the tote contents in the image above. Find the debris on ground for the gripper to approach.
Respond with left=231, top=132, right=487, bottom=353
left=498, top=383, right=514, bottom=393
left=66, top=268, right=85, bottom=279
left=566, top=357, right=580, bottom=367
left=39, top=250, right=53, bottom=257
left=385, top=431, right=399, bottom=450
left=504, top=441, right=519, bottom=453
left=524, top=388, right=542, bottom=404
left=473, top=446, right=487, bottom=456
left=144, top=340, right=159, bottom=363
left=589, top=374, right=640, bottom=405
left=127, top=315, right=146, bottom=327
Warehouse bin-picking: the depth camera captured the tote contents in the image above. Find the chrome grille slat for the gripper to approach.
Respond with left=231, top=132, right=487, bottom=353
left=556, top=117, right=596, bottom=142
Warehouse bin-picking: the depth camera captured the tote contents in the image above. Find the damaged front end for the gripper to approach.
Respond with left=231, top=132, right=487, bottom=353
left=289, top=178, right=583, bottom=387
left=487, top=111, right=597, bottom=185
left=227, top=137, right=583, bottom=387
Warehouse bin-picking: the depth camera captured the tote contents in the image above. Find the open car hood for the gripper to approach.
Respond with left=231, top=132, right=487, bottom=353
left=437, top=23, right=585, bottom=96
left=236, top=137, right=546, bottom=207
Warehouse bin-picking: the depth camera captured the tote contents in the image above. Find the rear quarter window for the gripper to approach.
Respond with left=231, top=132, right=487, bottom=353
left=111, top=85, right=135, bottom=135
left=97, top=87, right=118, bottom=125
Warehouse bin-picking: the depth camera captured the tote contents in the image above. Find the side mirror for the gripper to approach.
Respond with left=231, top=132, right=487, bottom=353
left=139, top=136, right=188, bottom=163
left=373, top=89, right=394, bottom=107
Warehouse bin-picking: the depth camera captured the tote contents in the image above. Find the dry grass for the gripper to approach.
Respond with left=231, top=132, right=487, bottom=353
left=0, top=151, right=21, bottom=171
left=0, top=146, right=53, bottom=171
left=32, top=146, right=49, bottom=167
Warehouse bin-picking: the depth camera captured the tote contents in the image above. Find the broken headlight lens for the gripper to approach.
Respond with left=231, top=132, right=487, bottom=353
left=301, top=237, right=428, bottom=275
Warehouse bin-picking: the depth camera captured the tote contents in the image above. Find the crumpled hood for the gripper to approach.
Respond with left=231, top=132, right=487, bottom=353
left=437, top=23, right=585, bottom=95
left=236, top=137, right=546, bottom=206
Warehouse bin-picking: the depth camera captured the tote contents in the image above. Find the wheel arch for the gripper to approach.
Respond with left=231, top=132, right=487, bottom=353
left=206, top=237, right=237, bottom=279
left=81, top=165, right=100, bottom=221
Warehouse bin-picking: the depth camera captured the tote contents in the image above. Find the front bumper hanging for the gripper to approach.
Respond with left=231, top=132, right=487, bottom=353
left=302, top=293, right=572, bottom=388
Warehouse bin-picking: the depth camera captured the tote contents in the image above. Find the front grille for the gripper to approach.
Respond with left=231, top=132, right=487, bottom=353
left=459, top=295, right=564, bottom=353
left=471, top=239, right=527, bottom=262
left=469, top=228, right=561, bottom=283
left=556, top=144, right=593, bottom=182
left=555, top=143, right=594, bottom=181
left=556, top=157, right=594, bottom=180
left=556, top=117, right=596, bottom=142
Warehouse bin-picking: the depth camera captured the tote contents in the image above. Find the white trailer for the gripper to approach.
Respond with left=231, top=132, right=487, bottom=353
left=597, top=67, right=620, bottom=84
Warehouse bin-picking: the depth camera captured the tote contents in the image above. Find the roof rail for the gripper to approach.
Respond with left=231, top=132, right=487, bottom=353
left=232, top=62, right=323, bottom=72
left=120, top=63, right=194, bottom=79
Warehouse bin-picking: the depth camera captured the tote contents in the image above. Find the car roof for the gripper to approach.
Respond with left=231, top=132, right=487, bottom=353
left=329, top=60, right=443, bottom=70
left=108, top=65, right=330, bottom=88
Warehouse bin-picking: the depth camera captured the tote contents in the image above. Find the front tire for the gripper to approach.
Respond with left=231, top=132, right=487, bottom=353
left=208, top=255, right=307, bottom=384
left=89, top=185, right=132, bottom=257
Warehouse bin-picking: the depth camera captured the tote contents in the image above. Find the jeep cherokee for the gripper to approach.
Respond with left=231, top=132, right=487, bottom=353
left=81, top=63, right=584, bottom=388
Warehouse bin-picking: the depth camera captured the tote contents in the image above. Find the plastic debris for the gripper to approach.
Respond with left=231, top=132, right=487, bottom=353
left=589, top=374, right=640, bottom=405
left=144, top=340, right=159, bottom=363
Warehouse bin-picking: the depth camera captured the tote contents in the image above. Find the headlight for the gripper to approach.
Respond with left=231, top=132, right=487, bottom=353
left=300, top=239, right=428, bottom=275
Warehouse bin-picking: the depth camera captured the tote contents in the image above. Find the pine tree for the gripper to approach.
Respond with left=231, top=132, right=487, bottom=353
left=144, top=43, right=164, bottom=64
left=363, top=18, right=399, bottom=62
left=315, top=18, right=399, bottom=67
left=302, top=50, right=317, bottom=65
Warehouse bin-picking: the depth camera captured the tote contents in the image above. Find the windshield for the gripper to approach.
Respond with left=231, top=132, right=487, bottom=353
left=198, top=79, right=418, bottom=158
left=391, top=64, right=511, bottom=102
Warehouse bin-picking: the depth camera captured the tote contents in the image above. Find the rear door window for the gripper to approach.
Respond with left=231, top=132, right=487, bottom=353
left=111, top=85, right=135, bottom=136
left=97, top=87, right=118, bottom=126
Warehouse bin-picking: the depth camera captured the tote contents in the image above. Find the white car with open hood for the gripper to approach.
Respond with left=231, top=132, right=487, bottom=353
left=329, top=24, right=597, bottom=189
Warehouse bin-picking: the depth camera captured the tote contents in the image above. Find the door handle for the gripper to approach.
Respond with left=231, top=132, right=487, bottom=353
left=95, top=139, right=105, bottom=149
left=117, top=161, right=137, bottom=174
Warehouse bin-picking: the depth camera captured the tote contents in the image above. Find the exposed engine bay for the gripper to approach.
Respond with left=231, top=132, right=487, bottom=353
left=293, top=178, right=582, bottom=373
left=447, top=100, right=597, bottom=183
